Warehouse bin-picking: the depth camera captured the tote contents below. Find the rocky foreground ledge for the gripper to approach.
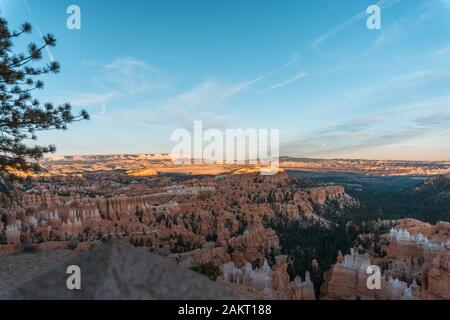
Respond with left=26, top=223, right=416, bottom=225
left=3, top=241, right=240, bottom=300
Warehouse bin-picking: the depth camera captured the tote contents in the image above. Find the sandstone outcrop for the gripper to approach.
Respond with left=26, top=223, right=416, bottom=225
left=219, top=255, right=315, bottom=300
left=321, top=219, right=450, bottom=300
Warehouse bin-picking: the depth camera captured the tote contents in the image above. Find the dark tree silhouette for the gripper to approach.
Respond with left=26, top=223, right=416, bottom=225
left=0, top=17, right=88, bottom=187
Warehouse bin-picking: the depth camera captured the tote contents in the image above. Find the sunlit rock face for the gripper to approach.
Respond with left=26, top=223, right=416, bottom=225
left=321, top=249, right=420, bottom=300
left=321, top=219, right=450, bottom=300
left=44, top=155, right=450, bottom=177
left=0, top=171, right=357, bottom=299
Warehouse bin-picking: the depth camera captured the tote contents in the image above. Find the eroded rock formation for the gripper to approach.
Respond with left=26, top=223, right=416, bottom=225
left=321, top=219, right=450, bottom=300
left=0, top=172, right=356, bottom=299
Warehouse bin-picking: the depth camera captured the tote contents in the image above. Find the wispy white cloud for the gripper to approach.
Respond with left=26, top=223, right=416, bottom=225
left=171, top=80, right=243, bottom=109
left=56, top=58, right=167, bottom=111
left=167, top=60, right=302, bottom=116
left=427, top=44, right=450, bottom=59
left=373, top=6, right=434, bottom=48
left=96, top=80, right=241, bottom=127
left=282, top=95, right=450, bottom=158
left=344, top=68, right=450, bottom=103
left=222, top=54, right=302, bottom=97
left=373, top=20, right=406, bottom=47
left=87, top=58, right=167, bottom=95
left=265, top=71, right=307, bottom=91
left=91, top=104, right=108, bottom=121
left=440, top=0, right=450, bottom=9
left=221, top=75, right=268, bottom=100
left=158, top=80, right=243, bottom=127
left=89, top=55, right=306, bottom=127
left=66, top=92, right=120, bottom=107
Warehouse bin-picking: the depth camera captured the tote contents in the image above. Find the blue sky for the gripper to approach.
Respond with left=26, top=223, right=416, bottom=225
left=2, top=0, right=450, bottom=160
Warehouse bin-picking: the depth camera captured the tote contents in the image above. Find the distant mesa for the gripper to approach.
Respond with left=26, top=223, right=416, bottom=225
left=41, top=154, right=450, bottom=177
left=45, top=154, right=172, bottom=162
left=230, top=166, right=285, bottom=175
left=127, top=168, right=159, bottom=177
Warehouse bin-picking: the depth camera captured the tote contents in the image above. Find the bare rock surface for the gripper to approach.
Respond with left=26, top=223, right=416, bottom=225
left=5, top=241, right=240, bottom=300
left=0, top=249, right=76, bottom=298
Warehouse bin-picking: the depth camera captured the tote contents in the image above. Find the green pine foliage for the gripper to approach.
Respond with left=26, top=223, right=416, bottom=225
left=0, top=16, right=89, bottom=188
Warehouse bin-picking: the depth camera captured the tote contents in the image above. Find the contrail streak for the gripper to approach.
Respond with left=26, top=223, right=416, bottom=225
left=311, top=0, right=402, bottom=49
left=22, top=0, right=55, bottom=62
